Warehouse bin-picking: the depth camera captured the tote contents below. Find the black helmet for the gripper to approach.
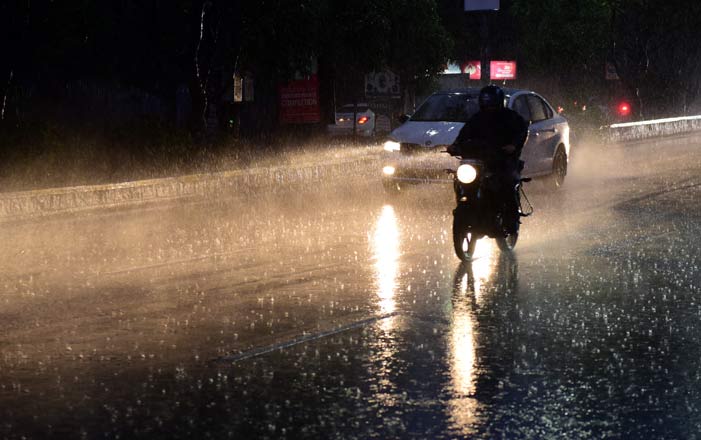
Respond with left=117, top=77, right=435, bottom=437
left=478, top=85, right=505, bottom=112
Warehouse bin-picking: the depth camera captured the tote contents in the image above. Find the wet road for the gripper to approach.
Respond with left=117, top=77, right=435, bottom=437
left=2, top=135, right=701, bottom=438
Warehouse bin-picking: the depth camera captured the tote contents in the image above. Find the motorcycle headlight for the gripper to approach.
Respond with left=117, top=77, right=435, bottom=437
left=457, top=164, right=477, bottom=184
left=383, top=166, right=396, bottom=176
left=383, top=140, right=401, bottom=152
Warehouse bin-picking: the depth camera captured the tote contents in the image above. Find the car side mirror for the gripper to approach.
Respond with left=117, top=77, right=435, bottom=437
left=398, top=114, right=410, bottom=124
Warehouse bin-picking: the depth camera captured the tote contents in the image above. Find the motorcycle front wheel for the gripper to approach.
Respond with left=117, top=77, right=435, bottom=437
left=453, top=216, right=478, bottom=261
left=496, top=232, right=518, bottom=252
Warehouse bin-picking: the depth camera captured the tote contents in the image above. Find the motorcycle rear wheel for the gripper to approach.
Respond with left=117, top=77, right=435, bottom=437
left=453, top=219, right=478, bottom=261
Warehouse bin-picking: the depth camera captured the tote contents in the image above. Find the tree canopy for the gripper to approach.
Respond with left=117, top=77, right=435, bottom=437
left=1, top=0, right=452, bottom=133
left=610, top=0, right=701, bottom=116
left=509, top=0, right=701, bottom=117
left=3, top=0, right=700, bottom=136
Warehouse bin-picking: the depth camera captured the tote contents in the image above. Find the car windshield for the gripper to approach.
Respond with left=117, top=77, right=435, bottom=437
left=411, top=94, right=479, bottom=122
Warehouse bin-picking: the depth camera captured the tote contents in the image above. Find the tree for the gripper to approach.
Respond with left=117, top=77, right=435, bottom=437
left=2, top=0, right=454, bottom=138
left=387, top=0, right=453, bottom=108
left=509, top=0, right=611, bottom=94
left=509, top=0, right=701, bottom=118
left=610, top=0, right=701, bottom=117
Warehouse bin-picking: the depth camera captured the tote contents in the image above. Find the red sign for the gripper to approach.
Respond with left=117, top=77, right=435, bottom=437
left=459, top=61, right=517, bottom=80
left=462, top=61, right=482, bottom=80
left=279, top=75, right=321, bottom=124
left=490, top=61, right=517, bottom=80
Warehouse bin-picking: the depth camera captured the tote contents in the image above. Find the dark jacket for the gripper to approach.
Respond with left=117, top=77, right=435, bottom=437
left=451, top=107, right=528, bottom=171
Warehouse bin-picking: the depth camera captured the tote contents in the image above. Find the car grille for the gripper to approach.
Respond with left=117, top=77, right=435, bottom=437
left=400, top=143, right=435, bottom=156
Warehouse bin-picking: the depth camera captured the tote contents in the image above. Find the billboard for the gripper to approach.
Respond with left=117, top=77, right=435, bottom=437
left=445, top=61, right=516, bottom=80
left=463, top=61, right=482, bottom=80
left=490, top=61, right=517, bottom=80
left=279, top=75, right=321, bottom=124
left=464, top=0, right=499, bottom=11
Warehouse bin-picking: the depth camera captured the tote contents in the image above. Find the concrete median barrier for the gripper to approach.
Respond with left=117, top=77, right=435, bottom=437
left=601, top=115, right=701, bottom=143
left=5, top=114, right=700, bottom=222
left=0, top=154, right=382, bottom=222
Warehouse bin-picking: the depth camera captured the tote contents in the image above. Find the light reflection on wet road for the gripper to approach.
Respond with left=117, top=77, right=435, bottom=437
left=2, top=135, right=701, bottom=438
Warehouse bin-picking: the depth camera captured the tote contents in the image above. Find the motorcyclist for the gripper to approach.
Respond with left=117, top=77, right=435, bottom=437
left=447, top=85, right=528, bottom=234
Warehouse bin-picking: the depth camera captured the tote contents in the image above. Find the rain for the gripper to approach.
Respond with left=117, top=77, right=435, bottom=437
left=3, top=1, right=701, bottom=439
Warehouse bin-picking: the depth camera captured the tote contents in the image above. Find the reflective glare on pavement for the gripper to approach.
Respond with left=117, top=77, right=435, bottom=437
left=2, top=135, right=701, bottom=438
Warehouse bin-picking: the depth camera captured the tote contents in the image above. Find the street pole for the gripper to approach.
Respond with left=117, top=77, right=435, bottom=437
left=465, top=1, right=499, bottom=86
left=479, top=11, right=489, bottom=86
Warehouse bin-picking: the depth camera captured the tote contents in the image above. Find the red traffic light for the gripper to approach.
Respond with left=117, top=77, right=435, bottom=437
left=617, top=102, right=631, bottom=117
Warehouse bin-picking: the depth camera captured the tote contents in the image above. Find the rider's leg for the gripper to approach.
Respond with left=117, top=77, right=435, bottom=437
left=500, top=163, right=521, bottom=234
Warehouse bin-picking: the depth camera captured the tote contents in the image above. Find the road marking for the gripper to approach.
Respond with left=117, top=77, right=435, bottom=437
left=103, top=251, right=245, bottom=275
left=215, top=312, right=400, bottom=364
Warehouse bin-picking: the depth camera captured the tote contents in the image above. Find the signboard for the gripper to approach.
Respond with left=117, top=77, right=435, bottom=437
left=443, top=62, right=462, bottom=75
left=279, top=75, right=320, bottom=124
left=365, top=71, right=400, bottom=97
left=490, top=61, right=517, bottom=80
left=443, top=61, right=481, bottom=78
left=464, top=0, right=499, bottom=11
left=442, top=61, right=516, bottom=80
left=463, top=61, right=482, bottom=80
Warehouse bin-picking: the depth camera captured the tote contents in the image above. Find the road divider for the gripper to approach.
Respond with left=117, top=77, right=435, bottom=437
left=0, top=152, right=381, bottom=221
left=4, top=113, right=700, bottom=221
left=602, top=115, right=701, bottom=143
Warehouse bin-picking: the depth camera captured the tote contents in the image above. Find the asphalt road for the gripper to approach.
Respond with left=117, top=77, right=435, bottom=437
left=2, top=134, right=701, bottom=439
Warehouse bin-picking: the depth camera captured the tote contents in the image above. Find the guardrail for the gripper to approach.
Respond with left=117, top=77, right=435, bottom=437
left=602, top=115, right=701, bottom=143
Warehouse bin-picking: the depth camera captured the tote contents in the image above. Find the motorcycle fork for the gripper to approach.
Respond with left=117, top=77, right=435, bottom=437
left=453, top=182, right=483, bottom=229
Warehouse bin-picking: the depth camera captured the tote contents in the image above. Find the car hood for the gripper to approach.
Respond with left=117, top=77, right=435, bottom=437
left=389, top=121, right=464, bottom=147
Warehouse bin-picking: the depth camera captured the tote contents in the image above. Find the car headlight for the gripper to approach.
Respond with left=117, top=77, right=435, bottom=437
left=457, top=164, right=477, bottom=184
left=383, top=140, right=401, bottom=152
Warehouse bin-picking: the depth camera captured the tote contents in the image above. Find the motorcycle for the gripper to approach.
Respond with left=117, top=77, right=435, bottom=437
left=447, top=157, right=532, bottom=261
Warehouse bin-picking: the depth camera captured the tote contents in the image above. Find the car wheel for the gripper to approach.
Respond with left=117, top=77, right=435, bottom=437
left=546, top=147, right=567, bottom=190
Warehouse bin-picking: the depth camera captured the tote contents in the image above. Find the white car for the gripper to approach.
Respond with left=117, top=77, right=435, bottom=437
left=382, top=88, right=571, bottom=191
left=327, top=104, right=376, bottom=137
